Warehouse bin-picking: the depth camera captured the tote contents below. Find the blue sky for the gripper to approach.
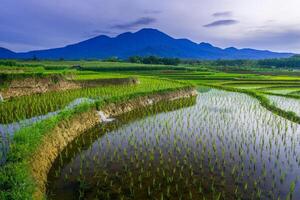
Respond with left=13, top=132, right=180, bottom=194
left=1, top=0, right=300, bottom=53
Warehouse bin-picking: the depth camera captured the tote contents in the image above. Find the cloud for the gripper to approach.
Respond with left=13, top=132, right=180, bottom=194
left=91, top=29, right=119, bottom=36
left=212, top=26, right=300, bottom=53
left=82, top=29, right=119, bottom=38
left=144, top=9, right=162, bottom=14
left=212, top=11, right=232, bottom=17
left=2, top=0, right=300, bottom=53
left=203, top=19, right=239, bottom=28
left=111, top=17, right=156, bottom=30
left=239, top=28, right=300, bottom=50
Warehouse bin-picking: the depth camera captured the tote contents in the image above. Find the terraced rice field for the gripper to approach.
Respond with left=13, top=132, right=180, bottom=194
left=1, top=60, right=300, bottom=199
left=0, top=77, right=184, bottom=124
left=48, top=89, right=300, bottom=200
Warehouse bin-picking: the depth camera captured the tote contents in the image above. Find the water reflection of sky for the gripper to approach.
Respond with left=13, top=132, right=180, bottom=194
left=50, top=90, right=300, bottom=199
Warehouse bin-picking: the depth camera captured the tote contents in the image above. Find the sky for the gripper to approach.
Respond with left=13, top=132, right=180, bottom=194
left=1, top=0, right=300, bottom=53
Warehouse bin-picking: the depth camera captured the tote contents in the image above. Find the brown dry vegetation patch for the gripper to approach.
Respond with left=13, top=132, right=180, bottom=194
left=0, top=77, right=139, bottom=99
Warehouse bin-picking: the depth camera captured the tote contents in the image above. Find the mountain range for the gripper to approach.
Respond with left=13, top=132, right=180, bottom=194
left=0, top=28, right=293, bottom=60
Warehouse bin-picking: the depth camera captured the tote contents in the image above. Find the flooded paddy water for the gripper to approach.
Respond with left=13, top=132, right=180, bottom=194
left=267, top=95, right=300, bottom=117
left=47, top=89, right=300, bottom=200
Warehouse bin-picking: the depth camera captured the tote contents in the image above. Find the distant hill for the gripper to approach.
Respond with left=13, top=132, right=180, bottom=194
left=0, top=28, right=293, bottom=60
left=0, top=47, right=17, bottom=59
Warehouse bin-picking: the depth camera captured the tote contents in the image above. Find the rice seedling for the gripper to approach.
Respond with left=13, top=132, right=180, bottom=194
left=267, top=95, right=300, bottom=117
left=47, top=89, right=300, bottom=199
left=0, top=77, right=187, bottom=124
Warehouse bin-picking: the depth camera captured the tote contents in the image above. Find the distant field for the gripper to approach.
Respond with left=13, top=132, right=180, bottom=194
left=2, top=59, right=300, bottom=86
left=71, top=72, right=130, bottom=80
left=17, top=60, right=163, bottom=68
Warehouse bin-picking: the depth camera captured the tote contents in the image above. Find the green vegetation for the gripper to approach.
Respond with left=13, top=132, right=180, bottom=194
left=0, top=84, right=192, bottom=199
left=128, top=55, right=181, bottom=65
left=1, top=59, right=300, bottom=199
left=182, top=54, right=300, bottom=69
left=1, top=59, right=300, bottom=123
left=0, top=77, right=186, bottom=124
left=0, top=103, right=92, bottom=199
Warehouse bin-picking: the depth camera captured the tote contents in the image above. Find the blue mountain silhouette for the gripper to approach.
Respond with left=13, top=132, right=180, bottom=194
left=0, top=28, right=293, bottom=60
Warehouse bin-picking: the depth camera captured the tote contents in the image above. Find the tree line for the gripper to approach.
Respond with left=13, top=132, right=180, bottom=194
left=1, top=54, right=300, bottom=68
left=128, top=56, right=181, bottom=65
left=126, top=55, right=300, bottom=68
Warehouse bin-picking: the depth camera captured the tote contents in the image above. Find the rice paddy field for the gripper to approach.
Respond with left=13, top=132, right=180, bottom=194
left=47, top=89, right=300, bottom=200
left=1, top=60, right=300, bottom=199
